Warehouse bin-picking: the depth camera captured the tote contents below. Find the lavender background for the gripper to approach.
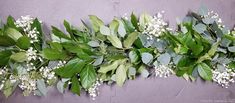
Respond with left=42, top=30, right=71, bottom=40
left=0, top=0, right=235, bottom=103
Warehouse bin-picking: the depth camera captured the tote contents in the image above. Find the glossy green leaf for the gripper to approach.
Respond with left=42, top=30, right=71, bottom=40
left=107, top=35, right=122, bottom=48
left=71, top=76, right=80, bottom=96
left=55, top=58, right=86, bottom=78
left=98, top=60, right=119, bottom=73
left=197, top=63, right=212, bottom=81
left=0, top=35, right=16, bottom=46
left=0, top=50, right=12, bottom=66
left=10, top=52, right=27, bottom=62
left=16, top=36, right=30, bottom=49
left=123, top=32, right=139, bottom=48
left=5, top=28, right=22, bottom=41
left=89, top=15, right=104, bottom=32
left=116, top=64, right=127, bottom=86
left=42, top=48, right=67, bottom=60
left=80, top=64, right=97, bottom=89
left=100, top=25, right=110, bottom=35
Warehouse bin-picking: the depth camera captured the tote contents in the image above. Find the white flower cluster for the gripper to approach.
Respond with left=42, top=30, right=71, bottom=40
left=18, top=74, right=37, bottom=92
left=143, top=11, right=168, bottom=39
left=15, top=15, right=39, bottom=43
left=212, top=68, right=235, bottom=88
left=0, top=67, right=7, bottom=90
left=154, top=64, right=173, bottom=78
left=26, top=47, right=37, bottom=61
left=39, top=67, right=56, bottom=81
left=88, top=78, right=103, bottom=100
left=39, top=61, right=66, bottom=84
left=201, top=11, right=224, bottom=28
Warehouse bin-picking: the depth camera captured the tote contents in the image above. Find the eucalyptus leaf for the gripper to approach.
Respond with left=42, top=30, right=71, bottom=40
left=88, top=41, right=100, bottom=47
left=157, top=53, right=171, bottom=65
left=141, top=52, right=153, bottom=64
left=129, top=50, right=139, bottom=63
left=36, top=79, right=47, bottom=96
left=228, top=46, right=235, bottom=52
left=193, top=23, right=207, bottom=34
left=57, top=81, right=65, bottom=94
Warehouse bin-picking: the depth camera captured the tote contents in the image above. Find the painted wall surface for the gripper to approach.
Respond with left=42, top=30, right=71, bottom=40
left=0, top=0, right=235, bottom=103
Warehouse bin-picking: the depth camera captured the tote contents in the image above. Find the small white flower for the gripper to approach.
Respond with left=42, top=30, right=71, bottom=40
left=155, top=64, right=173, bottom=78
left=26, top=47, right=37, bottom=62
left=142, top=11, right=169, bottom=38
left=212, top=67, right=235, bottom=88
left=88, top=78, right=103, bottom=100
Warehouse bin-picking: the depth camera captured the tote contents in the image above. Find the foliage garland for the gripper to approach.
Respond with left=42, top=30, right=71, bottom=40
left=0, top=7, right=235, bottom=99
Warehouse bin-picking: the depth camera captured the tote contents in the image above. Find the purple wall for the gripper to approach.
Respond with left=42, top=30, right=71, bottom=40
left=0, top=0, right=235, bottom=103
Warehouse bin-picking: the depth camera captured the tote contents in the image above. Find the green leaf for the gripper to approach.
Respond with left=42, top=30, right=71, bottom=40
left=98, top=60, right=119, bottom=73
left=116, top=64, right=127, bottom=86
left=89, top=15, right=104, bottom=32
left=208, top=41, right=219, bottom=56
left=117, top=20, right=126, bottom=37
left=197, top=63, right=212, bottom=81
left=141, top=52, right=153, bottom=64
left=71, top=76, right=80, bottom=96
left=10, top=52, right=27, bottom=62
left=123, top=32, right=139, bottom=48
left=131, top=12, right=139, bottom=31
left=80, top=64, right=97, bottom=89
left=5, top=28, right=22, bottom=41
left=0, top=35, right=16, bottom=46
left=6, top=16, right=17, bottom=29
left=36, top=79, right=47, bottom=96
left=107, top=35, right=122, bottom=48
left=139, top=13, right=152, bottom=31
left=16, top=36, right=30, bottom=49
left=32, top=18, right=43, bottom=36
left=63, top=20, right=72, bottom=34
left=42, top=48, right=67, bottom=60
left=0, top=50, right=12, bottom=66
left=100, top=25, right=110, bottom=35
left=3, top=80, right=18, bottom=98
left=109, top=19, right=119, bottom=35
left=51, top=26, right=71, bottom=40
left=128, top=50, right=139, bottom=63
left=55, top=58, right=86, bottom=78
left=49, top=42, right=63, bottom=51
